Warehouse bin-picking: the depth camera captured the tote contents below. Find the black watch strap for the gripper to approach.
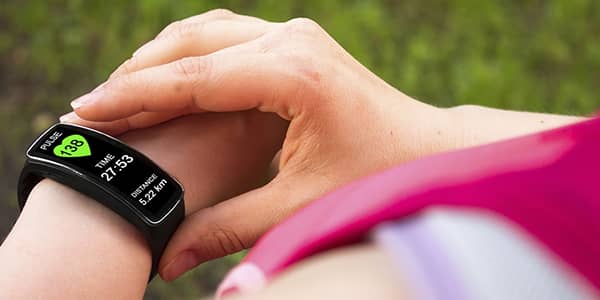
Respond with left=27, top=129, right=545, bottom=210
left=17, top=123, right=185, bottom=281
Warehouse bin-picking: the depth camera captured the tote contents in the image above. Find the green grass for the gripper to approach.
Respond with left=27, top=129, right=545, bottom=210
left=1, top=0, right=599, bottom=298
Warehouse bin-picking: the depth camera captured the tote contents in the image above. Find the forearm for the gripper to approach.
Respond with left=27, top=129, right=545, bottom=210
left=0, top=179, right=150, bottom=299
left=446, top=104, right=587, bottom=148
left=386, top=95, right=587, bottom=162
left=227, top=244, right=411, bottom=300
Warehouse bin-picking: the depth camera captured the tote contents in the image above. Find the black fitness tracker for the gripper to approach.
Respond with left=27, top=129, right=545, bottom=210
left=17, top=123, right=185, bottom=281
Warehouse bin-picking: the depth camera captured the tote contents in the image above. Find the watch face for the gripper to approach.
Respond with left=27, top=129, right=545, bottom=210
left=27, top=123, right=183, bottom=223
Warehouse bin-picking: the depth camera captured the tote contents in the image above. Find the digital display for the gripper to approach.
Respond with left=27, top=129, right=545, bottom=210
left=28, top=124, right=182, bottom=223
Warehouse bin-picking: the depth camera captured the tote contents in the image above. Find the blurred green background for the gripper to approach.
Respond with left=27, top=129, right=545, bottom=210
left=1, top=0, right=598, bottom=298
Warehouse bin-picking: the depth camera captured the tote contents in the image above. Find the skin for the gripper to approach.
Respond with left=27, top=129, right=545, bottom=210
left=0, top=179, right=151, bottom=299
left=1, top=9, right=587, bottom=299
left=226, top=244, right=414, bottom=300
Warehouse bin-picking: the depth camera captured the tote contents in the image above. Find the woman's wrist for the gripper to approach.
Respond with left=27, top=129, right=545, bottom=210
left=0, top=179, right=150, bottom=299
left=445, top=104, right=587, bottom=148
left=384, top=92, right=462, bottom=161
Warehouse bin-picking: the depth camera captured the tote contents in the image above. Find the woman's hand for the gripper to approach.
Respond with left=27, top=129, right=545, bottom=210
left=64, top=10, right=456, bottom=281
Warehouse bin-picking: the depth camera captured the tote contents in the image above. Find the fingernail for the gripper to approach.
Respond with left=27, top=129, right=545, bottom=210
left=59, top=112, right=78, bottom=123
left=217, top=286, right=239, bottom=299
left=216, top=263, right=266, bottom=299
left=70, top=93, right=98, bottom=109
left=162, top=250, right=199, bottom=281
left=132, top=40, right=154, bottom=57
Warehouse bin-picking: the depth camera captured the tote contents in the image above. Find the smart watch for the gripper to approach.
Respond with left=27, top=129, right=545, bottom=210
left=17, top=123, right=185, bottom=281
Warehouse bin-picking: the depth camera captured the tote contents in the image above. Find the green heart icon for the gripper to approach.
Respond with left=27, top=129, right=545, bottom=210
left=53, top=134, right=91, bottom=158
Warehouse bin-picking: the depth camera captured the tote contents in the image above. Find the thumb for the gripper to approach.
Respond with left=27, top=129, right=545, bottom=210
left=158, top=181, right=294, bottom=282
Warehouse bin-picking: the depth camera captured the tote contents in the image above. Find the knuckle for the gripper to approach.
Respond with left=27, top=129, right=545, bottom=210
left=204, top=8, right=235, bottom=19
left=210, top=225, right=246, bottom=255
left=108, top=58, right=140, bottom=80
left=261, top=18, right=321, bottom=52
left=109, top=71, right=150, bottom=96
left=119, top=57, right=139, bottom=74
left=158, top=9, right=235, bottom=39
left=173, top=21, right=202, bottom=39
left=172, top=57, right=211, bottom=80
left=157, top=20, right=181, bottom=38
left=120, top=72, right=143, bottom=89
left=285, top=17, right=321, bottom=34
left=255, top=35, right=278, bottom=53
left=170, top=57, right=212, bottom=104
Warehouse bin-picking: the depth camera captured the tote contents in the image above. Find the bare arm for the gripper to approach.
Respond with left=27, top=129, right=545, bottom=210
left=447, top=105, right=586, bottom=147
left=227, top=244, right=412, bottom=300
left=0, top=179, right=150, bottom=299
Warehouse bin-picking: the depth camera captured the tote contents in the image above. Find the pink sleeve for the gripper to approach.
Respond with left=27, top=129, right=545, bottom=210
left=218, top=116, right=600, bottom=297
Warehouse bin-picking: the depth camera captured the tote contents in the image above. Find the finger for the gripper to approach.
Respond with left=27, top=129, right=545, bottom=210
left=72, top=49, right=305, bottom=122
left=155, top=9, right=269, bottom=40
left=158, top=182, right=291, bottom=281
left=60, top=110, right=191, bottom=136
left=109, top=9, right=269, bottom=79
left=59, top=112, right=129, bottom=135
left=110, top=20, right=272, bottom=79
